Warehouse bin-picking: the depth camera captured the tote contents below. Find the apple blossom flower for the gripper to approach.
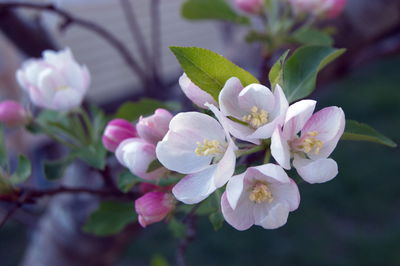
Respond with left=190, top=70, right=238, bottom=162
left=137, top=108, right=173, bottom=145
left=156, top=112, right=237, bottom=204
left=221, top=164, right=300, bottom=230
left=135, top=191, right=175, bottom=227
left=234, top=0, right=264, bottom=14
left=271, top=100, right=345, bottom=183
left=209, top=77, right=288, bottom=144
left=16, top=48, right=90, bottom=111
left=116, top=138, right=168, bottom=180
left=102, top=119, right=137, bottom=152
left=179, top=73, right=217, bottom=108
left=0, top=100, right=29, bottom=127
left=288, top=0, right=346, bottom=18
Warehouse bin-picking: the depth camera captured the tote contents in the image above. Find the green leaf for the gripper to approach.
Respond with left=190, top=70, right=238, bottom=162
left=147, top=160, right=163, bottom=173
left=283, top=45, right=346, bottom=103
left=83, top=201, right=137, bottom=236
left=115, top=99, right=166, bottom=122
left=170, top=46, right=259, bottom=101
left=0, top=125, right=8, bottom=169
left=10, top=155, right=31, bottom=185
left=150, top=254, right=170, bottom=266
left=43, top=155, right=75, bottom=181
left=209, top=211, right=224, bottom=231
left=181, top=0, right=249, bottom=25
left=341, top=120, right=397, bottom=148
left=269, top=50, right=289, bottom=89
left=75, top=140, right=107, bottom=170
left=292, top=27, right=334, bottom=47
left=168, top=216, right=186, bottom=239
left=117, top=171, right=140, bottom=193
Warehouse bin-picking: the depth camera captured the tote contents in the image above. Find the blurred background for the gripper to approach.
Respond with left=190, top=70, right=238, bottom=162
left=0, top=0, right=399, bottom=265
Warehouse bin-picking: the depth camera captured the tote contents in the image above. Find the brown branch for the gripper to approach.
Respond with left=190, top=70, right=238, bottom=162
left=0, top=1, right=148, bottom=85
left=0, top=203, right=21, bottom=229
left=150, top=0, right=162, bottom=82
left=176, top=205, right=198, bottom=266
left=119, top=0, right=151, bottom=67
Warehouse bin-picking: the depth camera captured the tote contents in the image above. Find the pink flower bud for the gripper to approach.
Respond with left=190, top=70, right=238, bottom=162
left=102, top=119, right=137, bottom=152
left=135, top=191, right=175, bottom=227
left=139, top=183, right=161, bottom=194
left=234, top=0, right=264, bottom=14
left=136, top=109, right=173, bottom=145
left=326, top=0, right=346, bottom=18
left=288, top=0, right=346, bottom=18
left=0, top=100, right=28, bottom=127
left=179, top=73, right=218, bottom=109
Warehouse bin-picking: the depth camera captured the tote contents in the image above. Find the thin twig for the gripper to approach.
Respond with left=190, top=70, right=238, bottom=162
left=119, top=0, right=151, bottom=67
left=176, top=205, right=198, bottom=266
left=150, top=0, right=162, bottom=81
left=0, top=2, right=147, bottom=85
left=0, top=204, right=20, bottom=229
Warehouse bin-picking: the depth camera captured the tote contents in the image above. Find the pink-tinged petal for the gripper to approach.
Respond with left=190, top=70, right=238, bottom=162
left=247, top=163, right=291, bottom=184
left=168, top=112, right=226, bottom=143
left=172, top=166, right=217, bottom=204
left=137, top=108, right=173, bottom=145
left=37, top=68, right=66, bottom=100
left=179, top=73, right=217, bottom=108
left=226, top=173, right=245, bottom=209
left=293, top=156, right=338, bottom=184
left=283, top=99, right=316, bottom=139
left=234, top=0, right=264, bottom=14
left=135, top=191, right=175, bottom=227
left=156, top=131, right=211, bottom=174
left=0, top=100, right=28, bottom=127
left=271, top=127, right=291, bottom=170
left=102, top=119, right=137, bottom=152
left=213, top=140, right=236, bottom=188
left=255, top=202, right=290, bottom=229
left=270, top=179, right=300, bottom=211
left=303, top=107, right=345, bottom=159
left=60, top=61, right=88, bottom=92
left=219, top=77, right=246, bottom=118
left=206, top=103, right=258, bottom=144
left=270, top=85, right=289, bottom=120
left=327, top=0, right=346, bottom=18
left=116, top=138, right=167, bottom=180
left=249, top=118, right=279, bottom=139
left=221, top=192, right=254, bottom=231
left=238, top=84, right=275, bottom=114
left=52, top=89, right=84, bottom=111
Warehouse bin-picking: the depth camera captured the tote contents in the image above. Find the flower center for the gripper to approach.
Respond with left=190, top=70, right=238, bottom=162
left=54, top=85, right=69, bottom=91
left=249, top=182, right=273, bottom=204
left=242, top=106, right=269, bottom=129
left=297, top=131, right=323, bottom=154
left=195, top=139, right=224, bottom=156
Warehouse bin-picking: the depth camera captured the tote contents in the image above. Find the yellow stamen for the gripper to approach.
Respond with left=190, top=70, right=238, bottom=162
left=249, top=182, right=273, bottom=204
left=54, top=85, right=69, bottom=91
left=298, top=131, right=323, bottom=154
left=195, top=139, right=224, bottom=156
left=242, top=106, right=269, bottom=129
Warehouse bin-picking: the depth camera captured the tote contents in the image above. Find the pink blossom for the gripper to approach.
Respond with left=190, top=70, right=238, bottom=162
left=221, top=164, right=300, bottom=230
left=179, top=73, right=217, bottom=108
left=288, top=0, right=346, bottom=18
left=271, top=100, right=345, bottom=183
left=136, top=108, right=173, bottom=145
left=16, top=48, right=90, bottom=111
left=116, top=138, right=168, bottom=180
left=234, top=0, right=264, bottom=14
left=102, top=119, right=137, bottom=152
left=0, top=100, right=28, bottom=127
left=209, top=78, right=288, bottom=144
left=135, top=191, right=175, bottom=227
left=156, top=112, right=237, bottom=204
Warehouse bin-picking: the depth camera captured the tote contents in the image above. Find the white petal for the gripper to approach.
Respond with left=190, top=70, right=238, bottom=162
left=271, top=127, right=291, bottom=170
left=270, top=84, right=289, bottom=119
left=37, top=68, right=66, bottom=100
left=226, top=173, right=245, bottom=209
left=293, top=156, right=338, bottom=184
left=247, top=163, right=291, bottom=184
left=52, top=89, right=84, bottom=111
left=213, top=140, right=236, bottom=188
left=172, top=166, right=217, bottom=204
left=168, top=112, right=226, bottom=143
left=270, top=179, right=300, bottom=211
left=179, top=73, right=217, bottom=108
left=255, top=202, right=290, bottom=229
left=221, top=192, right=254, bottom=231
left=219, top=77, right=246, bottom=118
left=156, top=131, right=211, bottom=174
left=283, top=99, right=316, bottom=139
left=238, top=83, right=275, bottom=113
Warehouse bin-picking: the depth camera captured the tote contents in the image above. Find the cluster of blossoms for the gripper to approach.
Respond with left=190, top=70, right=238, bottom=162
left=109, top=72, right=345, bottom=230
left=234, top=0, right=346, bottom=18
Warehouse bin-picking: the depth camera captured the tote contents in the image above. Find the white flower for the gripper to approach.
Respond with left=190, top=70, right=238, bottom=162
left=221, top=164, right=300, bottom=230
left=179, top=73, right=217, bottom=108
left=156, top=112, right=237, bottom=204
left=209, top=77, right=288, bottom=144
left=271, top=100, right=345, bottom=183
left=16, top=48, right=90, bottom=111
